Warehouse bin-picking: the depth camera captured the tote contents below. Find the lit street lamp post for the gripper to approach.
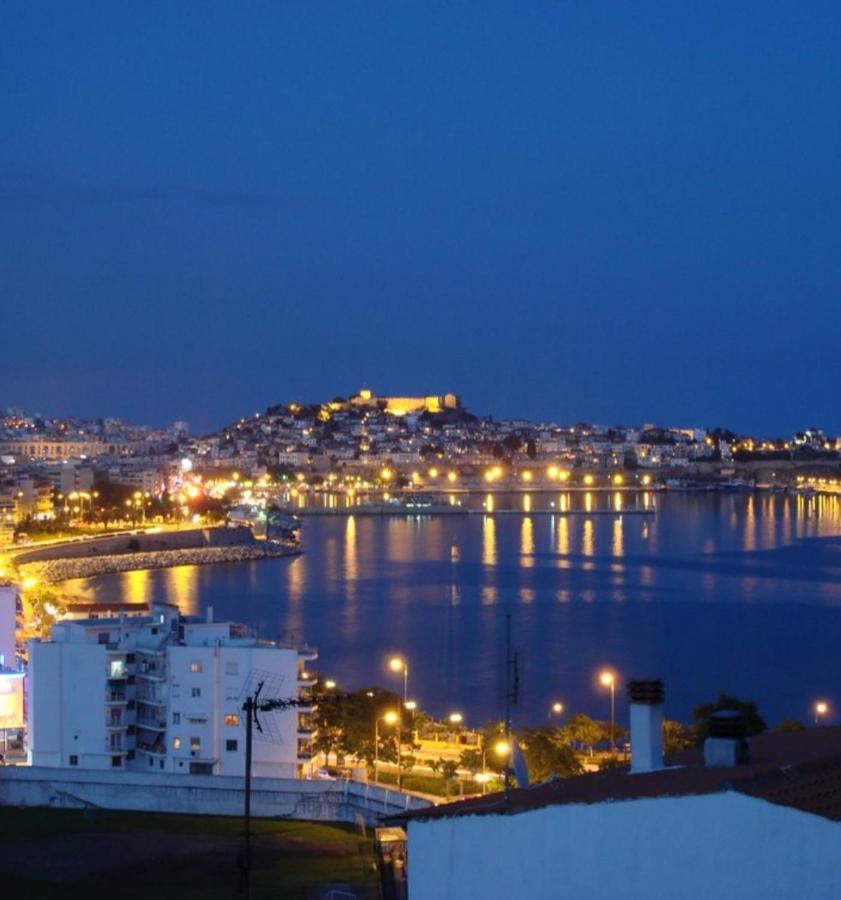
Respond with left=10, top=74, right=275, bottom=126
left=815, top=700, right=829, bottom=726
left=548, top=701, right=564, bottom=723
left=600, top=671, right=616, bottom=754
left=374, top=710, right=398, bottom=784
left=388, top=656, right=408, bottom=790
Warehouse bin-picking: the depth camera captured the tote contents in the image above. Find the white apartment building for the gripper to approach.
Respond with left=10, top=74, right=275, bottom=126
left=28, top=603, right=317, bottom=778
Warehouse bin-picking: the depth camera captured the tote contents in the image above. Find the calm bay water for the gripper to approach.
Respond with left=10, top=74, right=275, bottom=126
left=66, top=492, right=841, bottom=729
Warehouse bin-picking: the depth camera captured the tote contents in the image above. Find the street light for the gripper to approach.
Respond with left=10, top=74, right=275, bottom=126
left=548, top=701, right=564, bottom=722
left=374, top=709, right=399, bottom=784
left=815, top=700, right=829, bottom=726
left=388, top=656, right=408, bottom=789
left=448, top=712, right=463, bottom=725
left=599, top=671, right=616, bottom=754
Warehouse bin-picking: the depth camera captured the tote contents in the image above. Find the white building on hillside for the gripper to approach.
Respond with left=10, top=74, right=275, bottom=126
left=390, top=680, right=841, bottom=900
left=28, top=603, right=317, bottom=777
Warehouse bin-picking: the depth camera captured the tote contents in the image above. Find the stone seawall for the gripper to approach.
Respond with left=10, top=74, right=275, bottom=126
left=20, top=542, right=300, bottom=584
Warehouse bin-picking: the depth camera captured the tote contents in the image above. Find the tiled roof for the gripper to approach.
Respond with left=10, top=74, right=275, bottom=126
left=388, top=727, right=841, bottom=825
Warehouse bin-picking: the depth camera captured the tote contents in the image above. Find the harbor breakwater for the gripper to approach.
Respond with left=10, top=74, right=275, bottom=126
left=15, top=526, right=300, bottom=584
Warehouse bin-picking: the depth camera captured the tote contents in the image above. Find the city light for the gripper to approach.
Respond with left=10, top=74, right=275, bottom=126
left=389, top=656, right=406, bottom=674
left=815, top=700, right=830, bottom=725
left=494, top=740, right=511, bottom=758
left=324, top=679, right=336, bottom=690
left=547, top=465, right=559, bottom=480
left=448, top=712, right=463, bottom=724
left=583, top=474, right=595, bottom=486
left=613, top=473, right=624, bottom=486
left=404, top=700, right=417, bottom=711
left=521, top=470, right=533, bottom=482
left=447, top=471, right=458, bottom=483
left=383, top=710, right=399, bottom=725
left=552, top=702, right=564, bottom=714
left=599, top=671, right=615, bottom=687
left=428, top=468, right=439, bottom=479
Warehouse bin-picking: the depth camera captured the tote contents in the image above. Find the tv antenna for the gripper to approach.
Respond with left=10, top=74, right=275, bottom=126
left=238, top=670, right=308, bottom=897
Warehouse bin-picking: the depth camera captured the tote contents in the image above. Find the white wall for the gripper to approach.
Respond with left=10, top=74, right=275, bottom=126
left=408, top=792, right=841, bottom=900
left=0, top=766, right=427, bottom=824
left=0, top=585, right=16, bottom=668
left=29, top=642, right=108, bottom=768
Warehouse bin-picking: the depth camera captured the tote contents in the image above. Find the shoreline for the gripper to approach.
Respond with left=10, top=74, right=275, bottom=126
left=18, top=542, right=301, bottom=585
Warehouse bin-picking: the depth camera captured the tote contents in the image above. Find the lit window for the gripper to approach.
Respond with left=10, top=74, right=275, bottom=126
left=172, top=737, right=181, bottom=750
left=225, top=714, right=239, bottom=727
left=190, top=736, right=200, bottom=752
left=190, top=662, right=203, bottom=673
left=109, top=660, right=125, bottom=678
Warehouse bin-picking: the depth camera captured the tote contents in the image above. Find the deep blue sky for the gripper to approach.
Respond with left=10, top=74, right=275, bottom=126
left=2, top=3, right=840, bottom=435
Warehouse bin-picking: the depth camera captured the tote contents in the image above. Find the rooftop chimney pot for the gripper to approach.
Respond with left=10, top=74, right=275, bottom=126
left=628, top=677, right=664, bottom=774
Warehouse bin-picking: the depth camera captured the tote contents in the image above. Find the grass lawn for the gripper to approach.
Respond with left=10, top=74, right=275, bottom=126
left=0, top=807, right=380, bottom=899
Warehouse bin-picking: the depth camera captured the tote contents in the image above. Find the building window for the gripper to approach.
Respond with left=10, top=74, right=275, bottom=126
left=191, top=687, right=201, bottom=698
left=111, top=756, right=122, bottom=767
left=225, top=661, right=239, bottom=676
left=172, top=712, right=180, bottom=725
left=98, top=632, right=110, bottom=645
left=69, top=755, right=78, bottom=766
left=172, top=737, right=181, bottom=750
left=109, top=659, right=125, bottom=678
left=190, top=736, right=201, bottom=753
left=226, top=740, right=238, bottom=752
left=190, top=661, right=202, bottom=673
left=225, top=714, right=239, bottom=727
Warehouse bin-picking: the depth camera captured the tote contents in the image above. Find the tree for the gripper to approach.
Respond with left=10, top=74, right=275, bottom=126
left=692, top=693, right=767, bottom=745
left=560, top=714, right=603, bottom=755
left=662, top=720, right=693, bottom=755
left=458, top=748, right=484, bottom=777
left=439, top=759, right=459, bottom=799
left=517, top=728, right=582, bottom=782
left=774, top=718, right=806, bottom=733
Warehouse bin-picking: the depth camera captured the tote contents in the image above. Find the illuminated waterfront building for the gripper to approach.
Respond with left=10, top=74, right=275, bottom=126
left=28, top=603, right=317, bottom=777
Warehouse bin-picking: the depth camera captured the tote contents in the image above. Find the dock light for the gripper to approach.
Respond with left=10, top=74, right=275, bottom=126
left=380, top=467, right=394, bottom=482
left=558, top=469, right=571, bottom=482
left=547, top=465, right=559, bottom=480
left=429, top=468, right=439, bottom=479
left=448, top=712, right=463, bottom=725
left=484, top=469, right=496, bottom=483
left=447, top=471, right=458, bottom=483
left=522, top=470, right=533, bottom=482
left=583, top=474, right=595, bottom=486
left=641, top=474, right=652, bottom=486
left=613, top=474, right=624, bottom=487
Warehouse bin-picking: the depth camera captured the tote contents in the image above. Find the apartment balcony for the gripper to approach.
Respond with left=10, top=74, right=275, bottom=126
left=136, top=716, right=167, bottom=731
left=297, top=645, right=318, bottom=663
left=298, top=672, right=317, bottom=688
left=136, top=740, right=166, bottom=757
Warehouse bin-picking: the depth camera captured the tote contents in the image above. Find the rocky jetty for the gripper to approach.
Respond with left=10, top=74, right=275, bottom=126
left=20, top=542, right=300, bottom=584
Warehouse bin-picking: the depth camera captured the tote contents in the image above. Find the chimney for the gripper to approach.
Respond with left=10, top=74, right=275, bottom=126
left=206, top=606, right=214, bottom=624
left=704, top=710, right=750, bottom=768
left=628, top=678, right=664, bottom=774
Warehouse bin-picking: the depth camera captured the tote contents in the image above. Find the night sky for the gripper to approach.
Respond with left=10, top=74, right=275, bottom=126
left=3, top=3, right=840, bottom=434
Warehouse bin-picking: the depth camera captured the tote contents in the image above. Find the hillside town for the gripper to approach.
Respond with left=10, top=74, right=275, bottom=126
left=2, top=388, right=841, bottom=544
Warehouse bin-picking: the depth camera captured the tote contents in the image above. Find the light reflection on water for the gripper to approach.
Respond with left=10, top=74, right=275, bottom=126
left=65, top=493, right=841, bottom=727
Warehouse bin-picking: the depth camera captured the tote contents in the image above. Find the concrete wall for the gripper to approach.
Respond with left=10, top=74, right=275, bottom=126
left=407, top=792, right=841, bottom=900
left=0, top=585, right=16, bottom=668
left=0, top=767, right=429, bottom=825
left=14, top=526, right=255, bottom=565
